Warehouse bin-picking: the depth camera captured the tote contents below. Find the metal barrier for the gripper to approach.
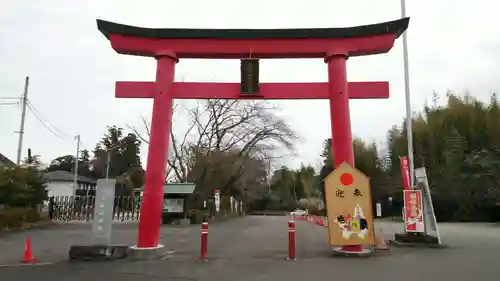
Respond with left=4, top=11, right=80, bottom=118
left=48, top=195, right=140, bottom=221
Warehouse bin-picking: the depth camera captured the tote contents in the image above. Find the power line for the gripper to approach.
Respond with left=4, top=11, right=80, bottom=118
left=0, top=101, right=20, bottom=105
left=26, top=102, right=68, bottom=140
left=27, top=99, right=70, bottom=138
left=0, top=96, right=21, bottom=100
left=25, top=100, right=84, bottom=145
left=26, top=99, right=71, bottom=139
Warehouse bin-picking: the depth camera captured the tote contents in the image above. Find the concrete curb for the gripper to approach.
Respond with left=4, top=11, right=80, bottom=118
left=128, top=244, right=167, bottom=261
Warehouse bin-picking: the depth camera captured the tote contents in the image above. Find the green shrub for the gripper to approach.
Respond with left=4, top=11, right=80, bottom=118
left=0, top=208, right=41, bottom=230
left=24, top=208, right=41, bottom=222
left=0, top=166, right=47, bottom=207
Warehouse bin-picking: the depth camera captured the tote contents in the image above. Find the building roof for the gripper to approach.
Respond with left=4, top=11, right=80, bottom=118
left=0, top=153, right=15, bottom=167
left=44, top=170, right=96, bottom=184
left=97, top=18, right=409, bottom=40
left=135, top=183, right=196, bottom=195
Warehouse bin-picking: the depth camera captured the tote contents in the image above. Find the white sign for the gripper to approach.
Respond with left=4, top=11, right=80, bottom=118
left=215, top=190, right=220, bottom=212
left=92, top=179, right=116, bottom=244
left=163, top=198, right=184, bottom=213
left=414, top=167, right=427, bottom=182
left=376, top=203, right=382, bottom=217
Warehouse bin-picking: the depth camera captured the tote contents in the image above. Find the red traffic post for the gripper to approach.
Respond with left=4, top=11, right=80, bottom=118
left=199, top=222, right=209, bottom=261
left=287, top=221, right=297, bottom=260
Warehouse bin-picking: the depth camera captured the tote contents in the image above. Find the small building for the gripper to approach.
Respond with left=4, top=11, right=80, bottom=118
left=44, top=170, right=97, bottom=197
left=0, top=153, right=15, bottom=168
left=133, top=183, right=195, bottom=224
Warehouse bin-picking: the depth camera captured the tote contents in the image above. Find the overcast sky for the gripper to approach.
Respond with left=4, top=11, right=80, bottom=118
left=0, top=0, right=498, bottom=171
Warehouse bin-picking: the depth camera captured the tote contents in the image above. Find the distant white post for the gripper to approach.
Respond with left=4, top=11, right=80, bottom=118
left=73, top=135, right=80, bottom=197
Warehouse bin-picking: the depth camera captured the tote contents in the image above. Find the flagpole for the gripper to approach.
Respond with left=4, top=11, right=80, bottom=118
left=400, top=0, right=415, bottom=188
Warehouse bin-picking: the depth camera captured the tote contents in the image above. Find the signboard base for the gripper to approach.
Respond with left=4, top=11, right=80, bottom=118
left=392, top=233, right=445, bottom=248
left=69, top=244, right=128, bottom=261
left=331, top=246, right=372, bottom=257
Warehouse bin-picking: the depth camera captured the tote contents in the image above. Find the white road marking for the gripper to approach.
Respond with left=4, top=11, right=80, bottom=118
left=0, top=262, right=53, bottom=267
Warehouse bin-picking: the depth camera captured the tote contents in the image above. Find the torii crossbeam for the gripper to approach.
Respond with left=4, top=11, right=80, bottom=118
left=97, top=17, right=409, bottom=254
left=116, top=81, right=389, bottom=99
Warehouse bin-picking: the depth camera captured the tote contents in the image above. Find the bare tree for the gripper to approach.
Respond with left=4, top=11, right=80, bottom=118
left=130, top=99, right=298, bottom=203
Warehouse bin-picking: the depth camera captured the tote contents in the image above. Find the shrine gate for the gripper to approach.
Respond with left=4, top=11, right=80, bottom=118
left=97, top=17, right=409, bottom=253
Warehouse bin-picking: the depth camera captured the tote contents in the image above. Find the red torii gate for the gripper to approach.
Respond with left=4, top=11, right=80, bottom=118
left=97, top=18, right=409, bottom=253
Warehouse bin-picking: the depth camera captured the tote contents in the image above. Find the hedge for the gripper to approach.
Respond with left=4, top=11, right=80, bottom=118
left=0, top=208, right=41, bottom=231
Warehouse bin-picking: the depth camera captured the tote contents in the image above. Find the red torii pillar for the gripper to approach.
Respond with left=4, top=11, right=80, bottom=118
left=97, top=18, right=409, bottom=252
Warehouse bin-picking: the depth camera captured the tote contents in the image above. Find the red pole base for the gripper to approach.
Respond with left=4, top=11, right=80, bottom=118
left=199, top=222, right=209, bottom=261
left=341, top=245, right=364, bottom=252
left=287, top=221, right=296, bottom=260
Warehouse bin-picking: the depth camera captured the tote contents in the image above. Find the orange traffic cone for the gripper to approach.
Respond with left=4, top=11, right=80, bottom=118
left=21, top=237, right=37, bottom=263
left=375, top=228, right=389, bottom=250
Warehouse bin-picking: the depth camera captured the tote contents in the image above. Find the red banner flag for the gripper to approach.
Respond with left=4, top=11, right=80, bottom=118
left=399, top=157, right=411, bottom=190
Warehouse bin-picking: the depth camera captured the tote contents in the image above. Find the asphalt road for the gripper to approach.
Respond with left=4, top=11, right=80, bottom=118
left=0, top=216, right=499, bottom=281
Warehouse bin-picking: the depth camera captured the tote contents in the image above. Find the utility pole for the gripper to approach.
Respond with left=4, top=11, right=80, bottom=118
left=106, top=151, right=111, bottom=179
left=400, top=0, right=415, bottom=188
left=267, top=158, right=272, bottom=195
left=16, top=76, right=29, bottom=165
left=73, top=135, right=80, bottom=197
